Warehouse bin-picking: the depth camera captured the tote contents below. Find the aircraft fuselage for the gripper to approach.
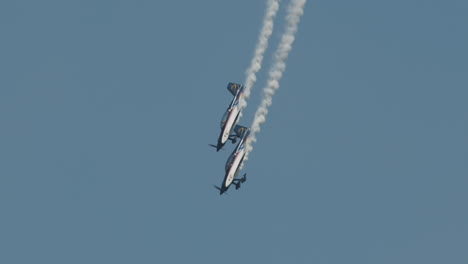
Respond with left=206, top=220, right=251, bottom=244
left=217, top=106, right=240, bottom=150
left=224, top=148, right=245, bottom=186
left=218, top=126, right=249, bottom=195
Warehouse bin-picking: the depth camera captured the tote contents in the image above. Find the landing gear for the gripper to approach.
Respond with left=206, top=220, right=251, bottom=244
left=240, top=173, right=247, bottom=183
left=229, top=135, right=237, bottom=144
left=233, top=174, right=247, bottom=190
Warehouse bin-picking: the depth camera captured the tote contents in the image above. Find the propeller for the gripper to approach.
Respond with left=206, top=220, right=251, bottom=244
left=213, top=185, right=229, bottom=195
left=208, top=144, right=225, bottom=151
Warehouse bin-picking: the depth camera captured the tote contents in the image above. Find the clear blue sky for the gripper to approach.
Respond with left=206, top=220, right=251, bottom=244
left=1, top=0, right=467, bottom=263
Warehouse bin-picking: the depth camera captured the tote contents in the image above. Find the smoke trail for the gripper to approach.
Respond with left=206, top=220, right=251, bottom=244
left=245, top=0, right=307, bottom=160
left=239, top=0, right=280, bottom=113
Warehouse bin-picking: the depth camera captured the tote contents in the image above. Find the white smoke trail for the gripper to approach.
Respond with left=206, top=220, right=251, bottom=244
left=239, top=0, right=280, bottom=113
left=245, top=0, right=307, bottom=161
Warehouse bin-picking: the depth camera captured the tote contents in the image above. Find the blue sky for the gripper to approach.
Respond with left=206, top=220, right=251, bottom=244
left=1, top=0, right=467, bottom=263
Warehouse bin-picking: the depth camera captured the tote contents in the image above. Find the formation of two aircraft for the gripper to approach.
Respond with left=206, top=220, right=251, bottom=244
left=210, top=82, right=249, bottom=195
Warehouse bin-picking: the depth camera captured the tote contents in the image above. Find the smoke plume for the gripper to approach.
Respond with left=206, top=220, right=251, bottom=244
left=239, top=0, right=280, bottom=113
left=245, top=0, right=307, bottom=160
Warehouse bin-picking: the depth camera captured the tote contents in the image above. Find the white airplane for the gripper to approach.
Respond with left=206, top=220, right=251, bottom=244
left=214, top=125, right=249, bottom=195
left=210, top=82, right=245, bottom=151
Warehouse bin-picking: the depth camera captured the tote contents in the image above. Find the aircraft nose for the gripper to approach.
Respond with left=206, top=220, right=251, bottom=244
left=216, top=138, right=223, bottom=152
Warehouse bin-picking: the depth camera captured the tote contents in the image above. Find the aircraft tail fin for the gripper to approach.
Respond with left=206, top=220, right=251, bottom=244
left=233, top=125, right=250, bottom=138
left=227, top=82, right=244, bottom=96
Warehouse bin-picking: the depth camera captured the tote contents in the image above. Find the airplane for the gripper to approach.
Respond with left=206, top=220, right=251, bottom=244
left=214, top=125, right=250, bottom=195
left=210, top=82, right=245, bottom=152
